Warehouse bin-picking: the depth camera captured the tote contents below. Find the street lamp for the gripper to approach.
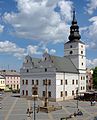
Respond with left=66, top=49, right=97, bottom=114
left=26, top=85, right=39, bottom=120
left=76, top=87, right=79, bottom=109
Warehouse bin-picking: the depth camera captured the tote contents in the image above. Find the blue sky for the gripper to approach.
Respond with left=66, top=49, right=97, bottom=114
left=0, top=0, right=97, bottom=71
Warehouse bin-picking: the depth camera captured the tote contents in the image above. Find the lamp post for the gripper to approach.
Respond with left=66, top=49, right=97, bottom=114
left=32, top=95, right=38, bottom=120
left=26, top=85, right=39, bottom=120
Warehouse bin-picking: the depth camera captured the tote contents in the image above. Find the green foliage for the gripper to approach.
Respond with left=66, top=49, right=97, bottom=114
left=93, top=67, right=97, bottom=88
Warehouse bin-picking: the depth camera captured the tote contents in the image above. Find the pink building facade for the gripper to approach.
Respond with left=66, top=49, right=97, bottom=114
left=0, top=70, right=20, bottom=90
left=86, top=68, right=93, bottom=91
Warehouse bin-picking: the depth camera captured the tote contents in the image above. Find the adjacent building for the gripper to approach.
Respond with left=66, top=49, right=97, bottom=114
left=0, top=75, right=6, bottom=90
left=0, top=70, right=20, bottom=90
left=86, top=68, right=93, bottom=91
left=20, top=10, right=86, bottom=101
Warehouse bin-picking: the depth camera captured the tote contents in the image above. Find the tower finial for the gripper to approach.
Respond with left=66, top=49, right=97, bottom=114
left=73, top=8, right=76, bottom=21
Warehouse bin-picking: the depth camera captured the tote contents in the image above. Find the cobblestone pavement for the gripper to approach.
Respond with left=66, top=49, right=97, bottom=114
left=0, top=93, right=97, bottom=120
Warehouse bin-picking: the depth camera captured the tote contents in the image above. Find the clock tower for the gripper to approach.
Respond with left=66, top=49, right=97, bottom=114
left=64, top=10, right=86, bottom=92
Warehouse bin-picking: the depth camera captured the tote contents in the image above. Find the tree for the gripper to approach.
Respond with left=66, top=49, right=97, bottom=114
left=93, top=67, right=97, bottom=89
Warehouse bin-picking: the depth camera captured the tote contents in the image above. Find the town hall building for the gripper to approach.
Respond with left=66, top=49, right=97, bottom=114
left=20, top=11, right=86, bottom=101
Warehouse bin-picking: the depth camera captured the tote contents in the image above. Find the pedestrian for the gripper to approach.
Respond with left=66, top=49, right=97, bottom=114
left=91, top=101, right=92, bottom=106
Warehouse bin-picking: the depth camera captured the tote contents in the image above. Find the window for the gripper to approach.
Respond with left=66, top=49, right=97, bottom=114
left=26, top=80, right=28, bottom=85
left=76, top=90, right=78, bottom=95
left=14, top=85, right=15, bottom=88
left=32, top=80, right=34, bottom=85
left=45, top=68, right=47, bottom=72
left=65, top=91, right=67, bottom=96
left=61, top=80, right=63, bottom=85
left=72, top=80, right=74, bottom=85
left=22, top=80, right=24, bottom=85
left=81, top=45, right=83, bottom=48
left=27, top=60, right=28, bottom=63
left=1, top=81, right=2, bottom=84
left=26, top=90, right=28, bottom=96
left=48, top=91, right=51, bottom=97
left=60, top=91, right=63, bottom=97
left=83, top=76, right=85, bottom=80
left=43, top=80, right=45, bottom=85
left=36, top=80, right=38, bottom=85
left=70, top=51, right=73, bottom=54
left=82, top=63, right=83, bottom=66
left=76, top=80, right=78, bottom=84
left=17, top=85, right=19, bottom=89
left=22, top=90, right=24, bottom=95
left=48, top=80, right=51, bottom=85
left=81, top=51, right=83, bottom=54
left=81, top=76, right=82, bottom=80
left=65, top=80, right=67, bottom=85
left=72, top=90, right=74, bottom=95
left=27, top=69, right=29, bottom=72
left=81, top=86, right=82, bottom=90
left=43, top=91, right=45, bottom=97
left=70, top=45, right=72, bottom=48
left=83, top=86, right=85, bottom=90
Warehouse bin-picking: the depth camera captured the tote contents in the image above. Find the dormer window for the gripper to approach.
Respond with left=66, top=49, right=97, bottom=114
left=70, top=45, right=72, bottom=48
left=45, top=68, right=47, bottom=72
left=27, top=69, right=29, bottom=72
left=27, top=59, right=28, bottom=63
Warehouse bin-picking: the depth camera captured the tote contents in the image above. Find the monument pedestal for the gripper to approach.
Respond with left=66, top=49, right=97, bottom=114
left=39, top=105, right=62, bottom=113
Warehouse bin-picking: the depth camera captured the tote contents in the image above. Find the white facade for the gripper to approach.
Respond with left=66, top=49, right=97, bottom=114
left=64, top=42, right=86, bottom=94
left=20, top=51, right=86, bottom=101
left=20, top=11, right=86, bottom=101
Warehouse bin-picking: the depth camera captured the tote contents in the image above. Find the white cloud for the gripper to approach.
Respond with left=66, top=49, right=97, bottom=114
left=0, top=41, right=25, bottom=59
left=50, top=49, right=56, bottom=54
left=0, top=40, right=56, bottom=59
left=58, top=0, right=72, bottom=21
left=3, top=0, right=73, bottom=43
left=27, top=45, right=42, bottom=55
left=0, top=24, right=4, bottom=33
left=81, top=16, right=97, bottom=49
left=44, top=48, right=56, bottom=55
left=87, top=58, right=97, bottom=68
left=86, top=0, right=97, bottom=14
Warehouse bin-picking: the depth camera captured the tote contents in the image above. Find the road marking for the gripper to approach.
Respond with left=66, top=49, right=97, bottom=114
left=4, top=98, right=18, bottom=120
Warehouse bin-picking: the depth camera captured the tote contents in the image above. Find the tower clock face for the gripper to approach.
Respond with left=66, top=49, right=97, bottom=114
left=70, top=51, right=73, bottom=54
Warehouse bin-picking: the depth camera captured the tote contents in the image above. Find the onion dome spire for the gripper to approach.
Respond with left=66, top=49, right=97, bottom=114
left=68, top=9, right=81, bottom=41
